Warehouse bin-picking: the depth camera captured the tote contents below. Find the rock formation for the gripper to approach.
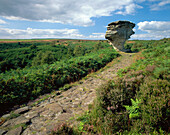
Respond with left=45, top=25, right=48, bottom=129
left=105, top=20, right=135, bottom=52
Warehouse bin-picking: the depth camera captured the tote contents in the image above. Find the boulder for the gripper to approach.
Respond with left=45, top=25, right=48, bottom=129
left=105, top=20, right=135, bottom=52
left=14, top=106, right=29, bottom=114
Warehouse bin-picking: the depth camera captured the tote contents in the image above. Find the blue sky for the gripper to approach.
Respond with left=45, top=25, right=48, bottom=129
left=0, top=0, right=169, bottom=40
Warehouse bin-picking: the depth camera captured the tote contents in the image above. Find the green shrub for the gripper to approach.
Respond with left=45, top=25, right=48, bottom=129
left=124, top=43, right=133, bottom=50
left=132, top=78, right=170, bottom=133
left=82, top=38, right=170, bottom=134
left=30, top=44, right=37, bottom=49
left=0, top=48, right=119, bottom=109
left=77, top=69, right=146, bottom=134
left=0, top=40, right=112, bottom=73
left=51, top=123, right=79, bottom=135
left=124, top=98, right=141, bottom=119
left=32, top=51, right=56, bottom=66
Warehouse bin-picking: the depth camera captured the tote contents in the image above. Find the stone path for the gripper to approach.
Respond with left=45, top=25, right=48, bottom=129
left=0, top=52, right=135, bottom=135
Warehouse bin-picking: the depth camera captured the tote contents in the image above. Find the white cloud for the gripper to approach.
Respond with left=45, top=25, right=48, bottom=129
left=0, top=28, right=85, bottom=39
left=132, top=21, right=170, bottom=40
left=150, top=0, right=170, bottom=10
left=0, top=27, right=107, bottom=39
left=158, top=0, right=170, bottom=6
left=116, top=3, right=143, bottom=15
left=138, top=21, right=170, bottom=32
left=0, top=19, right=6, bottom=24
left=88, top=33, right=105, bottom=39
left=0, top=0, right=141, bottom=26
left=131, top=33, right=168, bottom=40
left=0, top=27, right=108, bottom=39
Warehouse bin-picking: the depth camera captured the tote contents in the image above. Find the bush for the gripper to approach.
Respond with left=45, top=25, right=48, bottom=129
left=132, top=78, right=170, bottom=133
left=81, top=76, right=140, bottom=134
left=0, top=40, right=113, bottom=73
left=0, top=49, right=119, bottom=110
left=51, top=123, right=78, bottom=135
left=30, top=44, right=37, bottom=49
left=32, top=51, right=56, bottom=66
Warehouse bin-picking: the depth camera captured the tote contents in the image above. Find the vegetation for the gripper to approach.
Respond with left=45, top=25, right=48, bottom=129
left=51, top=123, right=79, bottom=135
left=71, top=38, right=170, bottom=134
left=0, top=40, right=119, bottom=114
left=0, top=40, right=109, bottom=72
left=0, top=41, right=53, bottom=50
left=1, top=38, right=169, bottom=134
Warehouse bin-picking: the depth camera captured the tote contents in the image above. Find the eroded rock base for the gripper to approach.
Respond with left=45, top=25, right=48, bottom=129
left=105, top=20, right=135, bottom=52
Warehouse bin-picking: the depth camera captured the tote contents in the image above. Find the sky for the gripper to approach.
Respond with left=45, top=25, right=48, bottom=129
left=0, top=0, right=169, bottom=40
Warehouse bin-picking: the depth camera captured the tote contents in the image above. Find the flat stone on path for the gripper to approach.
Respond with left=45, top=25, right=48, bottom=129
left=24, top=111, right=39, bottom=119
left=14, top=106, right=29, bottom=114
left=2, top=116, right=30, bottom=128
left=45, top=103, right=63, bottom=113
left=6, top=126, right=22, bottom=135
left=1, top=114, right=10, bottom=119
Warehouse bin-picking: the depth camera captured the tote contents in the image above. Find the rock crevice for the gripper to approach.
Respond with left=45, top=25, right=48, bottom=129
left=105, top=20, right=135, bottom=52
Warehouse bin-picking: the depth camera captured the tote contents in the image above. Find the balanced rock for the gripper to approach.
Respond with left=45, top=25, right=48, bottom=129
left=105, top=21, right=135, bottom=52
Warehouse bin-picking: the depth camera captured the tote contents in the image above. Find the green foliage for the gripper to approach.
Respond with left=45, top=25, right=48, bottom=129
left=78, top=122, right=85, bottom=132
left=75, top=79, right=131, bottom=134
left=93, top=42, right=104, bottom=51
left=133, top=78, right=170, bottom=133
left=7, top=113, right=20, bottom=120
left=0, top=40, right=111, bottom=73
left=73, top=45, right=85, bottom=56
left=59, top=84, right=72, bottom=91
left=0, top=41, right=49, bottom=51
left=124, top=98, right=141, bottom=119
left=124, top=43, right=133, bottom=50
left=0, top=39, right=118, bottom=114
left=0, top=46, right=119, bottom=112
left=12, top=123, right=28, bottom=130
left=51, top=123, right=79, bottom=135
left=76, top=110, right=98, bottom=134
left=80, top=38, right=170, bottom=134
left=124, top=39, right=159, bottom=52
left=30, top=44, right=37, bottom=49
left=32, top=51, right=56, bottom=66
left=77, top=110, right=90, bottom=124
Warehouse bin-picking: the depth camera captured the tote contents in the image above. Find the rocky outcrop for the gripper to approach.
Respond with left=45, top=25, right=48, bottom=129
left=105, top=20, right=135, bottom=52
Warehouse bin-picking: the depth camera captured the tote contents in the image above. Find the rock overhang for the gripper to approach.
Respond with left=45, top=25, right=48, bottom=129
left=105, top=20, right=135, bottom=52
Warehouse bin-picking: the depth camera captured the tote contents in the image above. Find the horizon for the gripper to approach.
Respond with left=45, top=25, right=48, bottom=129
left=0, top=38, right=169, bottom=41
left=0, top=0, right=170, bottom=40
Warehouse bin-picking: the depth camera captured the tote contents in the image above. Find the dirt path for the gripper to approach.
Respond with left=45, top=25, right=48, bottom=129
left=0, top=52, right=135, bottom=135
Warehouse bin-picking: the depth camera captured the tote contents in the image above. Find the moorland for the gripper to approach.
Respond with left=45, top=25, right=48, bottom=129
left=0, top=38, right=169, bottom=134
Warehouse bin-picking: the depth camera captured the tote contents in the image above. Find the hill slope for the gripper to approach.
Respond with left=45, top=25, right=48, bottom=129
left=0, top=52, right=134, bottom=135
left=0, top=38, right=169, bottom=135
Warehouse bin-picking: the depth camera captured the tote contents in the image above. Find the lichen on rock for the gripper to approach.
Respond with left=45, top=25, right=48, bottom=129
left=105, top=20, right=135, bottom=52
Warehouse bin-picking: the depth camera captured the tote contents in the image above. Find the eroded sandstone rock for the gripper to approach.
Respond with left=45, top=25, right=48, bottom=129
left=105, top=20, right=135, bottom=52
